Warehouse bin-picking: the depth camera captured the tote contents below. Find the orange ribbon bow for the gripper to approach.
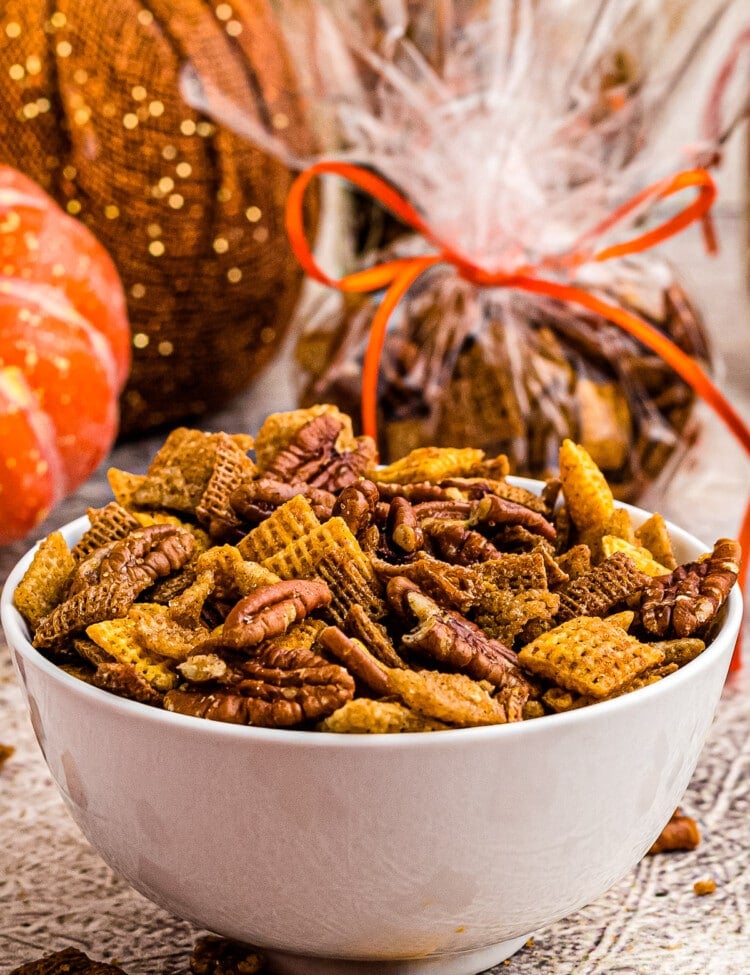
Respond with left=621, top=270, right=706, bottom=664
left=285, top=160, right=750, bottom=670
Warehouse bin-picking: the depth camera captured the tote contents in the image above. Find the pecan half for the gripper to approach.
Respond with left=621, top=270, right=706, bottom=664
left=385, top=496, right=424, bottom=554
left=331, top=479, right=381, bottom=545
left=386, top=577, right=530, bottom=694
left=230, top=478, right=336, bottom=523
left=317, top=625, right=392, bottom=696
left=69, top=525, right=197, bottom=598
left=263, top=413, right=376, bottom=490
left=165, top=640, right=354, bottom=727
left=423, top=520, right=501, bottom=565
left=220, top=580, right=332, bottom=649
left=637, top=538, right=741, bottom=638
left=472, top=495, right=556, bottom=541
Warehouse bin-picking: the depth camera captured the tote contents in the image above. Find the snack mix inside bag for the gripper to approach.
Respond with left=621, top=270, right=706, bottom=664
left=14, top=405, right=740, bottom=732
left=179, top=0, right=744, bottom=500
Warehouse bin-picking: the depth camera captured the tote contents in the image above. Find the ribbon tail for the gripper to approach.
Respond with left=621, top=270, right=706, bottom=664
left=361, top=257, right=440, bottom=441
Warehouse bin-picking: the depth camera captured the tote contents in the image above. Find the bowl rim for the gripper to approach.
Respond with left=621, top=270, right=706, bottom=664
left=1, top=489, right=742, bottom=750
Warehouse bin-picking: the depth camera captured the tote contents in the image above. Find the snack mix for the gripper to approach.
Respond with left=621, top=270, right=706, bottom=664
left=14, top=405, right=740, bottom=733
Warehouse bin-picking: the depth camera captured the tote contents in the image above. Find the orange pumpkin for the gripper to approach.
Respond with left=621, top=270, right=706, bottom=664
left=0, top=166, right=130, bottom=544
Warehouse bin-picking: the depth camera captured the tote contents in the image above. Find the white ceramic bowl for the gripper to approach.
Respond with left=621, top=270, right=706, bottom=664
left=1, top=495, right=742, bottom=975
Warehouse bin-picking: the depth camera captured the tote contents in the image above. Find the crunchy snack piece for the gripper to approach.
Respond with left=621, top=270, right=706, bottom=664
left=471, top=552, right=549, bottom=593
left=262, top=411, right=374, bottom=490
left=92, top=660, right=165, bottom=705
left=554, top=543, right=591, bottom=580
left=178, top=652, right=230, bottom=683
left=254, top=404, right=356, bottom=471
left=601, top=506, right=636, bottom=545
left=374, top=446, right=486, bottom=484
left=601, top=535, right=670, bottom=576
left=107, top=466, right=147, bottom=508
left=66, top=525, right=197, bottom=598
left=190, top=934, right=267, bottom=975
left=13, top=531, right=75, bottom=628
left=72, top=635, right=115, bottom=667
left=319, top=698, right=450, bottom=733
left=388, top=668, right=523, bottom=726
left=518, top=616, right=664, bottom=698
left=423, top=520, right=501, bottom=565
left=129, top=603, right=210, bottom=660
left=9, top=947, right=130, bottom=975
left=558, top=438, right=615, bottom=534
left=207, top=545, right=280, bottom=595
left=317, top=626, right=392, bottom=696
left=556, top=552, right=650, bottom=621
left=86, top=617, right=177, bottom=690
left=475, top=587, right=559, bottom=647
left=196, top=432, right=257, bottom=531
left=637, top=538, right=741, bottom=638
left=71, top=502, right=141, bottom=562
left=607, top=610, right=635, bottom=630
left=650, top=637, right=706, bottom=667
left=472, top=494, right=556, bottom=542
left=237, top=494, right=321, bottom=562
left=647, top=808, right=701, bottom=854
left=32, top=582, right=135, bottom=649
left=262, top=517, right=385, bottom=618
left=635, top=511, right=678, bottom=569
left=372, top=554, right=476, bottom=614
left=342, top=603, right=406, bottom=668
left=132, top=428, right=219, bottom=513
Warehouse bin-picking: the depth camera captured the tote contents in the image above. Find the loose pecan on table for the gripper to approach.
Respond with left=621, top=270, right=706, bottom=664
left=647, top=807, right=701, bottom=854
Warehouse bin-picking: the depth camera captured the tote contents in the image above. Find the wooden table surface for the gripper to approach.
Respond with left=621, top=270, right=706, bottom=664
left=1, top=202, right=749, bottom=974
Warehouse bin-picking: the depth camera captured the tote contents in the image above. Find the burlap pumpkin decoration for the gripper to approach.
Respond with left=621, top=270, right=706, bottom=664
left=0, top=0, right=318, bottom=434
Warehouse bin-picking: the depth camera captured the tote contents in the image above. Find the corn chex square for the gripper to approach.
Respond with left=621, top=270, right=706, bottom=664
left=518, top=616, right=664, bottom=699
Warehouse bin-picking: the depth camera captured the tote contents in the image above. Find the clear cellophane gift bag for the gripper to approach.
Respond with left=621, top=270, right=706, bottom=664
left=183, top=0, right=749, bottom=501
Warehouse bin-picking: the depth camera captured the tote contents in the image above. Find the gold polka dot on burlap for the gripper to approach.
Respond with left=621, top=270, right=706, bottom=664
left=0, top=0, right=319, bottom=434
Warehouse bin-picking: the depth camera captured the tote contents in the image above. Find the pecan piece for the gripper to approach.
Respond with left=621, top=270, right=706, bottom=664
left=472, top=495, right=556, bottom=542
left=220, top=580, right=332, bottom=649
left=386, top=577, right=530, bottom=693
left=331, top=479, right=381, bottom=549
left=263, top=412, right=376, bottom=490
left=166, top=641, right=354, bottom=727
left=423, top=520, right=501, bottom=565
left=375, top=481, right=463, bottom=503
left=556, top=552, right=650, bottom=621
left=102, top=525, right=196, bottom=589
left=647, top=808, right=701, bottom=855
left=387, top=496, right=423, bottom=553
left=230, top=478, right=335, bottom=523
left=372, top=554, right=476, bottom=614
left=637, top=538, right=741, bottom=638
